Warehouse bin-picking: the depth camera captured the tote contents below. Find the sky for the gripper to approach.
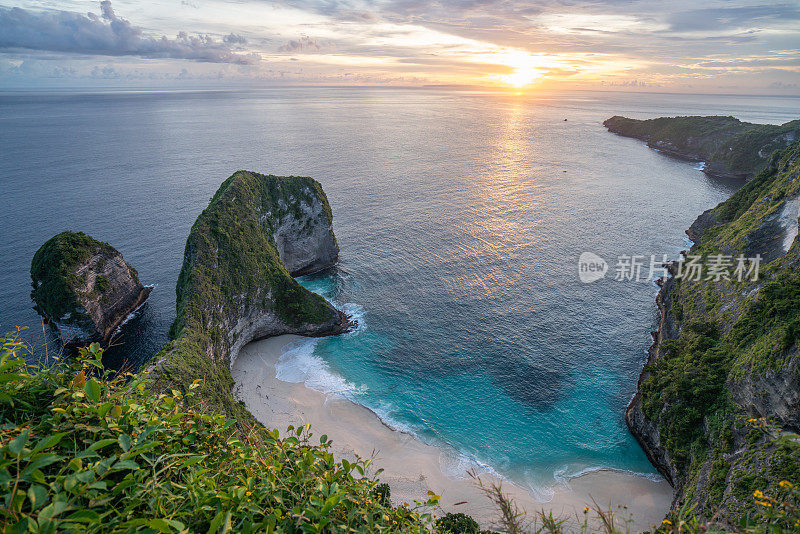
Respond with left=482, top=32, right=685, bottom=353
left=0, top=0, right=798, bottom=93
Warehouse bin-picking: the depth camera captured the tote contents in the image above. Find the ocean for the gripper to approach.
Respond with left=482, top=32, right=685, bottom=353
left=1, top=87, right=798, bottom=496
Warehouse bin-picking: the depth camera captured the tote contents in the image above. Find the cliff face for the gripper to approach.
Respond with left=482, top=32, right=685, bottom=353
left=149, top=171, right=350, bottom=419
left=626, top=141, right=800, bottom=525
left=30, top=231, right=151, bottom=343
left=604, top=116, right=800, bottom=180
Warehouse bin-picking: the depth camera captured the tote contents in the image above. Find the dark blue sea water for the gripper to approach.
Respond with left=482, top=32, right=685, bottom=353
left=1, top=88, right=797, bottom=495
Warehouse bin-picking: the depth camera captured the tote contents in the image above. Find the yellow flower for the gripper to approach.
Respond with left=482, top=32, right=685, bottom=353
left=662, top=520, right=672, bottom=525
left=583, top=507, right=589, bottom=513
left=779, top=480, right=793, bottom=488
left=747, top=418, right=757, bottom=423
left=246, top=491, right=252, bottom=497
left=753, top=490, right=764, bottom=499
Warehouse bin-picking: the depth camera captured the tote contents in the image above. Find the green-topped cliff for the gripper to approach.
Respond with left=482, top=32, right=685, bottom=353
left=30, top=231, right=151, bottom=344
left=604, top=116, right=800, bottom=179
left=151, top=170, right=351, bottom=420
left=627, top=139, right=800, bottom=527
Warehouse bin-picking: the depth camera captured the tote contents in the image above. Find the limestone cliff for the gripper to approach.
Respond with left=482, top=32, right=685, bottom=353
left=149, top=171, right=351, bottom=419
left=625, top=139, right=800, bottom=525
left=30, top=231, right=151, bottom=343
left=604, top=115, right=800, bottom=180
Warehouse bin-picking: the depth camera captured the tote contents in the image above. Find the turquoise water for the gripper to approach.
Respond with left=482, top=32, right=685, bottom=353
left=1, top=88, right=798, bottom=496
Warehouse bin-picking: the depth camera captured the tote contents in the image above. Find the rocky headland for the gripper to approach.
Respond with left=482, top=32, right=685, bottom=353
left=620, top=117, right=800, bottom=526
left=30, top=231, right=151, bottom=344
left=604, top=115, right=800, bottom=180
left=148, top=171, right=352, bottom=419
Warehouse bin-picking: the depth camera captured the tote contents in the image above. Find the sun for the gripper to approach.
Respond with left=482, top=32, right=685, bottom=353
left=498, top=66, right=543, bottom=88
left=493, top=51, right=545, bottom=88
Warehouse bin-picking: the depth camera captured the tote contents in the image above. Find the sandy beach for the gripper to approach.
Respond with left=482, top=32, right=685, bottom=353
left=232, top=336, right=673, bottom=532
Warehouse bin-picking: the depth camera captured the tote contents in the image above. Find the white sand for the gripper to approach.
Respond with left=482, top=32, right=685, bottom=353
left=232, top=335, right=673, bottom=532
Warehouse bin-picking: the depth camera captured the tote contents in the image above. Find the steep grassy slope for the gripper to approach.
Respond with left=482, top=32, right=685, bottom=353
left=628, top=142, right=800, bottom=526
left=604, top=116, right=800, bottom=179
left=149, top=171, right=350, bottom=421
left=0, top=340, right=435, bottom=533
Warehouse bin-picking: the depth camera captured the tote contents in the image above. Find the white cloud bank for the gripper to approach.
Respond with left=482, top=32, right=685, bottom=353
left=0, top=1, right=260, bottom=64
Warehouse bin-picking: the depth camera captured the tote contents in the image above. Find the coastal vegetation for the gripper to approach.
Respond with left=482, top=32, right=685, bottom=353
left=0, top=336, right=437, bottom=533
left=629, top=140, right=800, bottom=526
left=1, top=334, right=797, bottom=532
left=603, top=116, right=800, bottom=179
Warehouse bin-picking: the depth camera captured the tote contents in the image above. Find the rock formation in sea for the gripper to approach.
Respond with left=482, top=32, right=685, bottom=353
left=622, top=129, right=800, bottom=525
left=148, top=171, right=351, bottom=420
left=604, top=115, right=800, bottom=180
left=30, top=231, right=151, bottom=344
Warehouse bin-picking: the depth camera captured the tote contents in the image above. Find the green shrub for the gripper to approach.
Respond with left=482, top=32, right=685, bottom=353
left=0, top=336, right=437, bottom=533
left=373, top=482, right=391, bottom=507
left=435, top=512, right=480, bottom=533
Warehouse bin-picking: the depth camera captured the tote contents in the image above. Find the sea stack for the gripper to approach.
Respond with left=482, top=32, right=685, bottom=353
left=30, top=231, right=151, bottom=344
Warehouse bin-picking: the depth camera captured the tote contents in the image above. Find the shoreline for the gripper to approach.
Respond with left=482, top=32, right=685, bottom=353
left=232, top=335, right=673, bottom=532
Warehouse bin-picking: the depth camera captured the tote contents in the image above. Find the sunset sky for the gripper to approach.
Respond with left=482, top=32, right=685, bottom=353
left=1, top=0, right=798, bottom=92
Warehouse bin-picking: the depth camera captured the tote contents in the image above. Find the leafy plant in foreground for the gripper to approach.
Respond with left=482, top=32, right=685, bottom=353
left=0, top=336, right=437, bottom=533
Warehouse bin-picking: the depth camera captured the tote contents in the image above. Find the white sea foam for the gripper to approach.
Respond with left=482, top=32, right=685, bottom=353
left=340, top=301, right=367, bottom=335
left=554, top=464, right=664, bottom=484
left=437, top=445, right=507, bottom=482
left=368, top=401, right=427, bottom=437
left=112, top=284, right=155, bottom=336
left=274, top=338, right=364, bottom=397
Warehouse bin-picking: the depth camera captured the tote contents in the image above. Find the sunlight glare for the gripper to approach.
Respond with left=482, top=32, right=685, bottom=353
left=495, top=51, right=545, bottom=88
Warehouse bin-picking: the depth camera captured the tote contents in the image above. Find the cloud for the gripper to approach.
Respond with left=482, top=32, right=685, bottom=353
left=278, top=36, right=325, bottom=53
left=666, top=4, right=800, bottom=32
left=224, top=33, right=248, bottom=44
left=0, top=1, right=259, bottom=64
left=91, top=65, right=120, bottom=78
left=769, top=81, right=798, bottom=89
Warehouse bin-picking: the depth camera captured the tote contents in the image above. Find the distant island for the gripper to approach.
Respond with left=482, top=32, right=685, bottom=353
left=604, top=115, right=800, bottom=180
